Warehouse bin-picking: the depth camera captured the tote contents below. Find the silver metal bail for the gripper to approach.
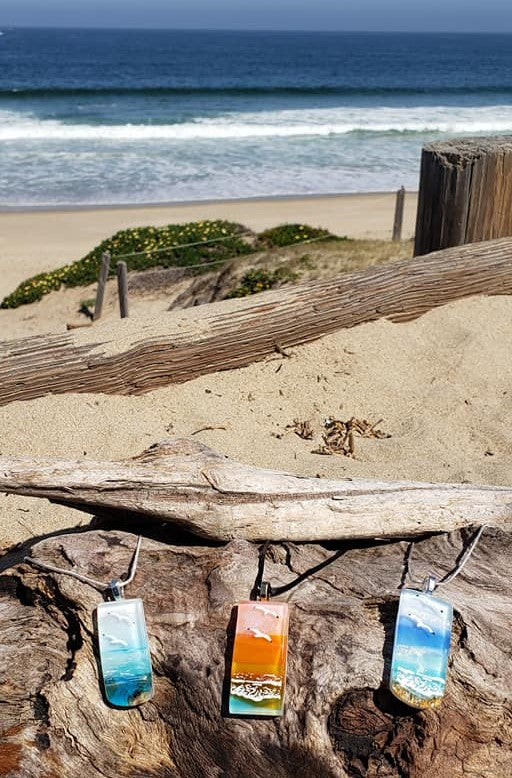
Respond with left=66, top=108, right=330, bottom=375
left=422, top=575, right=437, bottom=594
left=258, top=581, right=271, bottom=601
left=107, top=578, right=125, bottom=600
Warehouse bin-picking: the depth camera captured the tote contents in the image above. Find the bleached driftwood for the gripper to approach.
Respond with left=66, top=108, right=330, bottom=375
left=1, top=528, right=511, bottom=777
left=1, top=237, right=512, bottom=406
left=0, top=439, right=510, bottom=541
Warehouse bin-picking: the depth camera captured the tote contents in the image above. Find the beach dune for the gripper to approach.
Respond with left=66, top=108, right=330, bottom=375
left=0, top=192, right=417, bottom=299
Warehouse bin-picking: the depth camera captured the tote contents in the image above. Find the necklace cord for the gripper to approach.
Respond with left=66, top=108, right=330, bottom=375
left=24, top=536, right=143, bottom=594
left=250, top=540, right=272, bottom=600
left=119, top=535, right=142, bottom=588
left=253, top=540, right=348, bottom=599
left=405, top=525, right=486, bottom=589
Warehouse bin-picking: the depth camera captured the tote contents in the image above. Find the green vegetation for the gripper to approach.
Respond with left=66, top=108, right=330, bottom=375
left=1, top=220, right=337, bottom=309
left=1, top=220, right=251, bottom=309
left=225, top=267, right=298, bottom=299
left=258, top=223, right=335, bottom=247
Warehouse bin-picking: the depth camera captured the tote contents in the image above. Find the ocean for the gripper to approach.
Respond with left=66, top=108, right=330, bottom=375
left=1, top=28, right=512, bottom=207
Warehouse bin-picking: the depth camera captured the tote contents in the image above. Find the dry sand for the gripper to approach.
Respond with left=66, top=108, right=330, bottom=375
left=0, top=192, right=417, bottom=299
left=0, top=294, right=510, bottom=549
left=0, top=237, right=414, bottom=341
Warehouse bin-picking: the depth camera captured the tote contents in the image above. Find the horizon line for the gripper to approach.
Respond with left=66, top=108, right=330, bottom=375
left=2, top=25, right=512, bottom=35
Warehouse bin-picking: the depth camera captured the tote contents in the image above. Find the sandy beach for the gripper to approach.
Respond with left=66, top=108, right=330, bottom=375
left=0, top=190, right=510, bottom=552
left=0, top=192, right=417, bottom=299
left=3, top=27, right=512, bottom=775
left=1, top=293, right=511, bottom=549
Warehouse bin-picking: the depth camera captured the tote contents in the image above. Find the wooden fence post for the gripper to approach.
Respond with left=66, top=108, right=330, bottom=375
left=392, top=186, right=405, bottom=242
left=414, top=136, right=512, bottom=256
left=116, top=261, right=129, bottom=319
left=93, top=252, right=111, bottom=321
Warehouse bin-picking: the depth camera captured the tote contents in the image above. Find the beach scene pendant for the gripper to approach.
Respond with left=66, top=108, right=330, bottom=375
left=390, top=582, right=452, bottom=709
left=97, top=597, right=154, bottom=707
left=229, top=599, right=289, bottom=716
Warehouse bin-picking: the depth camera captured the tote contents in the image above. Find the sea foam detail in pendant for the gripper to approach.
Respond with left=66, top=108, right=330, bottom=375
left=229, top=600, right=289, bottom=716
left=97, top=598, right=153, bottom=707
left=390, top=588, right=452, bottom=709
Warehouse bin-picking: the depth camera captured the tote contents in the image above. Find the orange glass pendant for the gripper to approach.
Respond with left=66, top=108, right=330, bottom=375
left=229, top=589, right=289, bottom=716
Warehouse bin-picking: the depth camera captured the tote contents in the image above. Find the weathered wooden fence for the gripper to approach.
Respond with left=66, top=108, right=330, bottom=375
left=0, top=237, right=511, bottom=406
left=415, top=136, right=512, bottom=256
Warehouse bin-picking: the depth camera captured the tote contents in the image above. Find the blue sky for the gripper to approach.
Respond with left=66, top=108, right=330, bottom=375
left=1, top=0, right=512, bottom=33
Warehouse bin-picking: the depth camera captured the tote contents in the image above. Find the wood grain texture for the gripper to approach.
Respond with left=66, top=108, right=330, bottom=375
left=415, top=137, right=512, bottom=255
left=392, top=186, right=405, bottom=242
left=1, top=238, right=512, bottom=407
left=0, top=439, right=511, bottom=542
left=1, top=528, right=510, bottom=777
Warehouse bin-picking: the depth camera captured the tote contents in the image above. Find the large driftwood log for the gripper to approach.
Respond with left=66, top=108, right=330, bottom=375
left=1, top=528, right=511, bottom=777
left=0, top=440, right=511, bottom=542
left=1, top=238, right=512, bottom=406
left=415, top=137, right=512, bottom=256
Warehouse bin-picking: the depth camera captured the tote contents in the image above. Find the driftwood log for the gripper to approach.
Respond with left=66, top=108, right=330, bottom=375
left=415, top=137, right=512, bottom=256
left=1, top=527, right=511, bottom=777
left=0, top=440, right=511, bottom=542
left=1, top=238, right=512, bottom=406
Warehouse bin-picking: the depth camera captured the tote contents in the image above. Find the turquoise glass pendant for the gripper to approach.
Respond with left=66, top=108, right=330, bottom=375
left=97, top=593, right=153, bottom=707
left=390, top=579, right=453, bottom=709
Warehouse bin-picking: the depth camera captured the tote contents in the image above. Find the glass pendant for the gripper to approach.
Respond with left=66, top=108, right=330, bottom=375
left=390, top=577, right=452, bottom=709
left=97, top=588, right=154, bottom=708
left=229, top=589, right=289, bottom=716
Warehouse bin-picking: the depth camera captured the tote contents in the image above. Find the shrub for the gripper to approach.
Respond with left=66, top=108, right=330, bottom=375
left=1, top=220, right=252, bottom=309
left=225, top=267, right=298, bottom=299
left=257, top=223, right=337, bottom=248
left=0, top=220, right=337, bottom=309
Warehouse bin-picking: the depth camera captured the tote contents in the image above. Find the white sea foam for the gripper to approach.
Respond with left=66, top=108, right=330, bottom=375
left=2, top=105, right=512, bottom=141
left=230, top=678, right=283, bottom=702
left=231, top=676, right=282, bottom=687
left=231, top=672, right=283, bottom=703
left=395, top=668, right=445, bottom=699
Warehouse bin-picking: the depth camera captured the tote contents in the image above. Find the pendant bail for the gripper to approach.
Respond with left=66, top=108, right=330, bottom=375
left=422, top=574, right=437, bottom=594
left=258, top=581, right=271, bottom=601
left=107, top=578, right=125, bottom=600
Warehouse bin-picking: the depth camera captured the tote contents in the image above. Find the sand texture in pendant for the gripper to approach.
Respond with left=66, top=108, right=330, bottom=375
left=97, top=598, right=153, bottom=707
left=229, top=600, right=289, bottom=716
left=390, top=588, right=452, bottom=709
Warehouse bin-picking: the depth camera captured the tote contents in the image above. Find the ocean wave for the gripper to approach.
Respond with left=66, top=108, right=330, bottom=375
left=2, top=84, right=512, bottom=98
left=2, top=104, right=512, bottom=141
left=394, top=668, right=446, bottom=699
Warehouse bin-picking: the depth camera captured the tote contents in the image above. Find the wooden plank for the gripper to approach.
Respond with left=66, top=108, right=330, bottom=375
left=0, top=439, right=510, bottom=541
left=4, top=528, right=512, bottom=776
left=0, top=238, right=512, bottom=406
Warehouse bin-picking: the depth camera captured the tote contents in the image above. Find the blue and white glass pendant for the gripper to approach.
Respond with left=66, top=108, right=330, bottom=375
left=390, top=577, right=453, bottom=709
left=97, top=584, right=154, bottom=707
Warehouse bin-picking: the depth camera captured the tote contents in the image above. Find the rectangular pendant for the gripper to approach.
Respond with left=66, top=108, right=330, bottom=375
left=229, top=600, right=289, bottom=716
left=97, top=598, right=153, bottom=707
left=390, top=588, right=452, bottom=709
